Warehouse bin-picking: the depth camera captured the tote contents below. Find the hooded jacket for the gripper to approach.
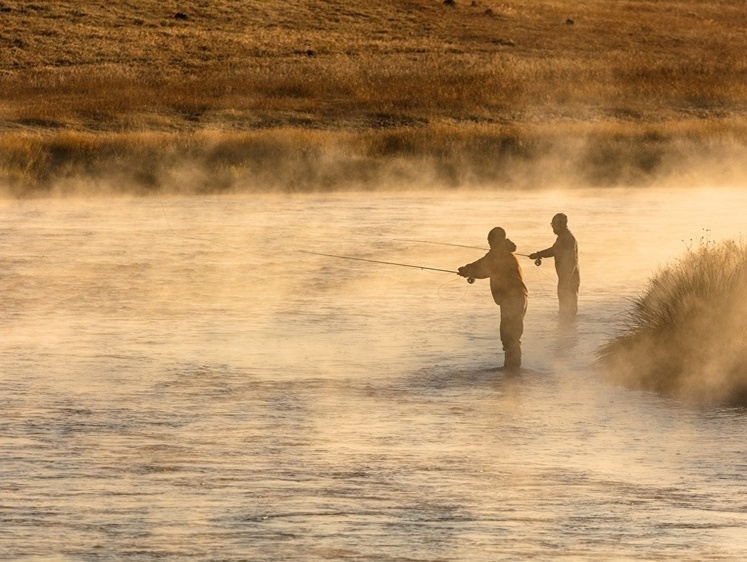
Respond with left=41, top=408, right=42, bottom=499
left=459, top=238, right=528, bottom=305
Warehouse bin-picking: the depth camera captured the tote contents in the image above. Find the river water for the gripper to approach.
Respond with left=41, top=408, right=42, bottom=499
left=1, top=187, right=746, bottom=560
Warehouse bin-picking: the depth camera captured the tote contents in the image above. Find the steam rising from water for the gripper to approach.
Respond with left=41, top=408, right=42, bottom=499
left=2, top=129, right=747, bottom=197
left=598, top=238, right=747, bottom=404
left=2, top=187, right=747, bottom=559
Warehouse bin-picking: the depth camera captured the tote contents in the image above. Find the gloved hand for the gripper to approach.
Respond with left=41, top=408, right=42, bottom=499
left=457, top=267, right=475, bottom=283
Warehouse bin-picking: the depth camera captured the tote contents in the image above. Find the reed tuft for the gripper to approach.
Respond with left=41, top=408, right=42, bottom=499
left=597, top=239, right=747, bottom=405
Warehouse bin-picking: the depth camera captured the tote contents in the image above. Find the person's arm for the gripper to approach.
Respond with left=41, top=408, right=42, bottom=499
left=529, top=246, right=554, bottom=260
left=458, top=254, right=492, bottom=279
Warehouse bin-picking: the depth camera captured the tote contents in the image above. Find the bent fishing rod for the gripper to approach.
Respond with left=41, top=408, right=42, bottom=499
left=299, top=250, right=475, bottom=283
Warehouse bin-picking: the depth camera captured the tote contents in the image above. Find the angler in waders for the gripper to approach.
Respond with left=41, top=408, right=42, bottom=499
left=458, top=227, right=528, bottom=372
left=529, top=213, right=580, bottom=322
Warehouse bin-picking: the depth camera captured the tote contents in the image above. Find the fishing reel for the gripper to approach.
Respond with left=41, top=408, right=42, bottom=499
left=534, top=258, right=542, bottom=267
left=467, top=277, right=475, bottom=284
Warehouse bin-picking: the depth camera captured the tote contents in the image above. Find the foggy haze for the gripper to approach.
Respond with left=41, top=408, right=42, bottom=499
left=2, top=187, right=747, bottom=558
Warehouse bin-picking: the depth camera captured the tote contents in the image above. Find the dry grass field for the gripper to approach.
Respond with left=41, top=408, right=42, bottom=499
left=1, top=0, right=746, bottom=195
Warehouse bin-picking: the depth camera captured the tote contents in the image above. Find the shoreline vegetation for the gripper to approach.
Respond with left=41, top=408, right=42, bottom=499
left=597, top=240, right=747, bottom=406
left=1, top=0, right=747, bottom=196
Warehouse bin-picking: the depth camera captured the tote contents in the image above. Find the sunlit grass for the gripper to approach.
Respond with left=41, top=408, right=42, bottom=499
left=2, top=118, right=746, bottom=196
left=597, top=239, right=747, bottom=406
left=1, top=0, right=746, bottom=194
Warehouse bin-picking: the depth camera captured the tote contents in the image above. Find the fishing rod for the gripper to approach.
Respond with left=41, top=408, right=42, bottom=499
left=394, top=238, right=486, bottom=251
left=394, top=238, right=538, bottom=262
left=299, top=250, right=475, bottom=283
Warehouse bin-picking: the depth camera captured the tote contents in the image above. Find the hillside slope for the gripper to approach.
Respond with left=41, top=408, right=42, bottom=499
left=1, top=0, right=746, bottom=194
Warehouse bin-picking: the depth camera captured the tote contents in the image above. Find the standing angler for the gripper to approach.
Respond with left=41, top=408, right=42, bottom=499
left=529, top=213, right=580, bottom=322
left=458, top=227, right=528, bottom=372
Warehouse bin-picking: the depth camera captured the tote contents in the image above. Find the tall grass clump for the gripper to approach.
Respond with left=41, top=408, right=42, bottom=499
left=597, top=239, right=747, bottom=406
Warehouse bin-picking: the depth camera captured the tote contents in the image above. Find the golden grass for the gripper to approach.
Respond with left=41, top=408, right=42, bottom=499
left=3, top=118, right=745, bottom=197
left=597, top=240, right=747, bottom=406
left=1, top=0, right=746, bottom=194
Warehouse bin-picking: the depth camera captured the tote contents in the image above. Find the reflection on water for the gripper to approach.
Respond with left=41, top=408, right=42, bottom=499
left=1, top=187, right=747, bottom=560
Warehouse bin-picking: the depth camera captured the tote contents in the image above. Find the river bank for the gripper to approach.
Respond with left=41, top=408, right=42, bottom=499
left=1, top=0, right=746, bottom=195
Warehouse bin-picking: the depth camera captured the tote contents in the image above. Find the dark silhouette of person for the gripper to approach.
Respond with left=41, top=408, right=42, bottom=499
left=529, top=213, right=580, bottom=321
left=458, top=227, right=528, bottom=372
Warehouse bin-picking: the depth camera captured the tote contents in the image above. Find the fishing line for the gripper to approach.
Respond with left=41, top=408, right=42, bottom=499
left=155, top=197, right=537, bottom=293
left=394, top=238, right=487, bottom=251
left=298, top=249, right=474, bottom=282
left=437, top=275, right=469, bottom=301
left=393, top=238, right=532, bottom=258
left=394, top=237, right=556, bottom=298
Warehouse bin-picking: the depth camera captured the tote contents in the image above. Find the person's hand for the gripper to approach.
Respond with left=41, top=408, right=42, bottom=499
left=528, top=252, right=539, bottom=260
left=458, top=267, right=475, bottom=283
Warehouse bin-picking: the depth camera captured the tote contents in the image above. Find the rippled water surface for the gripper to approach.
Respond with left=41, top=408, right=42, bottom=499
left=2, top=187, right=747, bottom=560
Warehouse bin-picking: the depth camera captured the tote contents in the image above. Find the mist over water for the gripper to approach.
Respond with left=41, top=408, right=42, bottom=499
left=2, top=187, right=747, bottom=560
